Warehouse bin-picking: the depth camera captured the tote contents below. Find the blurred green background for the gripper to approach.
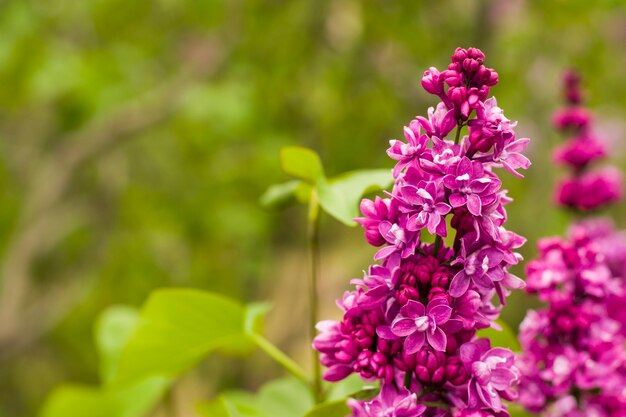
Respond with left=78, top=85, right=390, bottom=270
left=1, top=0, right=626, bottom=416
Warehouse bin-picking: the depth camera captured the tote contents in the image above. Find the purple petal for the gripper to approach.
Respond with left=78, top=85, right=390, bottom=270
left=376, top=325, right=399, bottom=340
left=466, top=194, right=482, bottom=216
left=435, top=217, right=448, bottom=237
left=391, top=318, right=417, bottom=337
left=457, top=157, right=473, bottom=176
left=477, top=384, right=502, bottom=411
left=504, top=272, right=526, bottom=289
left=434, top=202, right=451, bottom=215
left=449, top=193, right=467, bottom=208
left=473, top=271, right=494, bottom=289
left=441, top=318, right=464, bottom=333
left=443, top=174, right=458, bottom=190
left=491, top=368, right=517, bottom=390
left=404, top=331, right=426, bottom=354
left=426, top=213, right=441, bottom=235
left=426, top=327, right=447, bottom=351
left=427, top=304, right=452, bottom=324
left=449, top=270, right=470, bottom=297
left=460, top=342, right=482, bottom=366
left=374, top=245, right=397, bottom=261
left=506, top=137, right=530, bottom=153
left=402, top=300, right=426, bottom=318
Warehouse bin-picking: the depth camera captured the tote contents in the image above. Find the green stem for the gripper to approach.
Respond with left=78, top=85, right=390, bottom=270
left=432, top=235, right=442, bottom=258
left=308, top=191, right=324, bottom=403
left=403, top=371, right=413, bottom=389
left=249, top=333, right=310, bottom=385
left=420, top=401, right=451, bottom=412
left=454, top=123, right=463, bottom=145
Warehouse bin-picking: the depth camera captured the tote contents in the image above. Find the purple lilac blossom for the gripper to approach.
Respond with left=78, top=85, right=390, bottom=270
left=517, top=71, right=626, bottom=417
left=314, top=48, right=530, bottom=416
left=551, top=71, right=623, bottom=211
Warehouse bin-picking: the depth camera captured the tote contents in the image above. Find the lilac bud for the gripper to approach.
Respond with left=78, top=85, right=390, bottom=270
left=445, top=355, right=469, bottom=385
left=421, top=67, right=444, bottom=95
left=452, top=47, right=468, bottom=64
left=415, top=348, right=447, bottom=384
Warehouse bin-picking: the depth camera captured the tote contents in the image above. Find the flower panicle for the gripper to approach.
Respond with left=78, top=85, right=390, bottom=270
left=516, top=71, right=626, bottom=417
left=315, top=47, right=531, bottom=417
left=552, top=70, right=624, bottom=211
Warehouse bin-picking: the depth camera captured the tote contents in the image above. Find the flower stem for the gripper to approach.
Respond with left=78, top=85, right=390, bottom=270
left=433, top=235, right=442, bottom=258
left=308, top=190, right=324, bottom=403
left=404, top=371, right=413, bottom=389
left=454, top=124, right=463, bottom=145
left=249, top=333, right=310, bottom=385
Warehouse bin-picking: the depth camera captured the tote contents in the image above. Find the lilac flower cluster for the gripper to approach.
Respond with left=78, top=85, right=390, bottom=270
left=314, top=48, right=531, bottom=417
left=517, top=71, right=626, bottom=416
left=553, top=71, right=623, bottom=211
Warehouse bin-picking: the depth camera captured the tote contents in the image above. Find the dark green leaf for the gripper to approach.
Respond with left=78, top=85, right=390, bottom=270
left=279, top=147, right=324, bottom=183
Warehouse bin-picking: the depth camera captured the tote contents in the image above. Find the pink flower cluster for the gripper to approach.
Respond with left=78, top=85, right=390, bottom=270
left=314, top=48, right=530, bottom=417
left=517, top=71, right=626, bottom=417
left=553, top=71, right=623, bottom=210
left=518, top=220, right=626, bottom=417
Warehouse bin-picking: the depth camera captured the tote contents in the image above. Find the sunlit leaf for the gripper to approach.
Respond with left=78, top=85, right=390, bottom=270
left=303, top=399, right=350, bottom=417
left=260, top=180, right=311, bottom=209
left=244, top=302, right=272, bottom=335
left=113, top=289, right=250, bottom=386
left=95, top=306, right=140, bottom=384
left=39, top=377, right=169, bottom=417
left=318, top=169, right=392, bottom=226
left=280, top=147, right=324, bottom=183
left=197, top=378, right=312, bottom=417
left=326, top=374, right=376, bottom=401
left=507, top=403, right=536, bottom=417
left=476, top=319, right=521, bottom=351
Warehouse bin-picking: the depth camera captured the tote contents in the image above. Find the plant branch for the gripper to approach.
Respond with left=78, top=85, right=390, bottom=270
left=308, top=190, right=323, bottom=403
left=249, top=333, right=310, bottom=386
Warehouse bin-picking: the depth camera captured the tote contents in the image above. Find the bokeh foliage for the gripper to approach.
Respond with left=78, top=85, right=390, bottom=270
left=1, top=0, right=626, bottom=416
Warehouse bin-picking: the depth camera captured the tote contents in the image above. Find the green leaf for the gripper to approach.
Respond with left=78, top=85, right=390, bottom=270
left=317, top=169, right=392, bottom=226
left=197, top=378, right=312, bottom=417
left=260, top=180, right=311, bottom=209
left=507, top=403, right=536, bottom=417
left=244, top=302, right=272, bottom=335
left=39, top=377, right=169, bottom=417
left=113, top=289, right=250, bottom=386
left=198, top=392, right=259, bottom=417
left=95, top=306, right=140, bottom=384
left=279, top=146, right=324, bottom=183
left=476, top=319, right=521, bottom=352
left=303, top=399, right=350, bottom=417
left=325, top=374, right=375, bottom=401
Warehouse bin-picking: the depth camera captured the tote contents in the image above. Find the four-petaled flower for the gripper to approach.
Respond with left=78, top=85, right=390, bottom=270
left=399, top=181, right=451, bottom=237
left=461, top=339, right=519, bottom=413
left=443, top=157, right=500, bottom=216
left=388, top=123, right=429, bottom=178
left=378, top=299, right=461, bottom=353
left=348, top=384, right=426, bottom=417
left=416, top=102, right=456, bottom=139
left=450, top=247, right=505, bottom=297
